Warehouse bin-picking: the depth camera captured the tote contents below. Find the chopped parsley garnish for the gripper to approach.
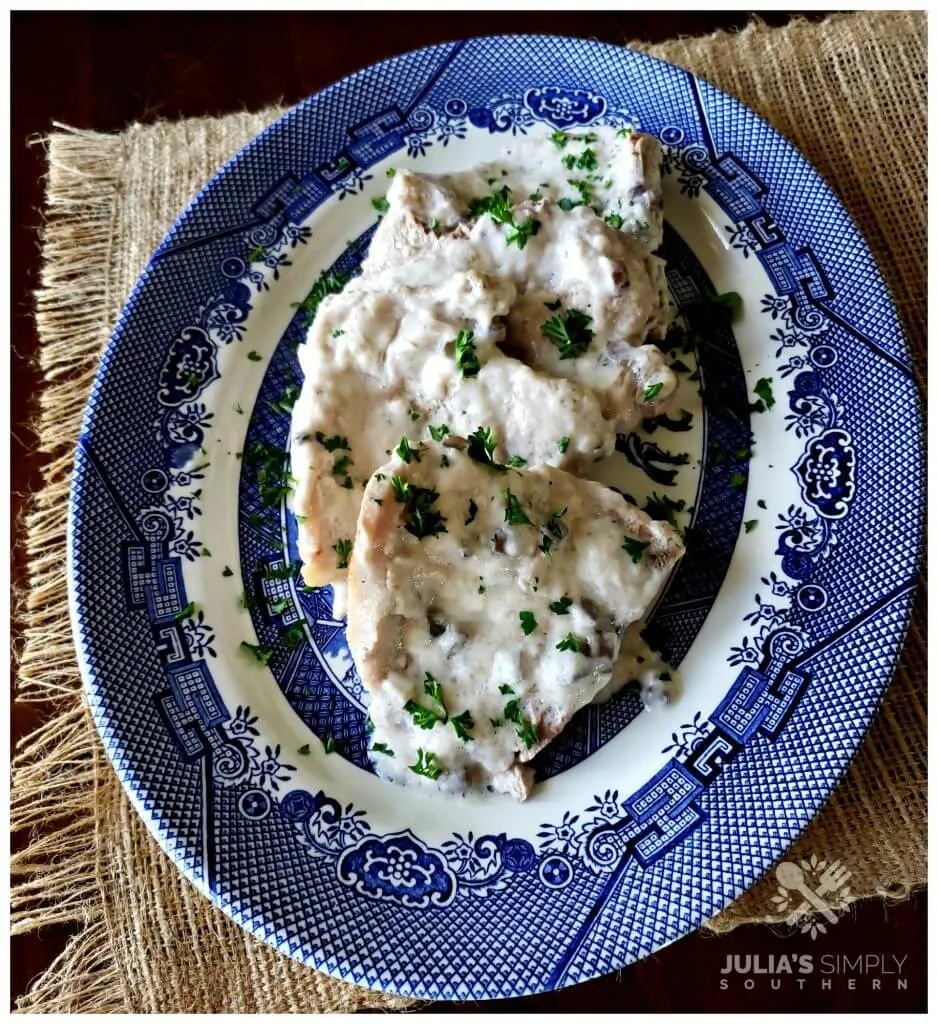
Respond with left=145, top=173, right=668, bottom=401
left=557, top=436, right=570, bottom=454
left=541, top=308, right=594, bottom=360
left=616, top=126, right=633, bottom=137
left=556, top=632, right=589, bottom=655
left=757, top=499, right=767, bottom=510
left=408, top=408, right=421, bottom=422
left=490, top=718, right=503, bottom=729
left=404, top=700, right=445, bottom=730
left=744, top=519, right=758, bottom=533
left=332, top=454, right=354, bottom=477
left=505, top=454, right=527, bottom=468
left=222, top=566, right=233, bottom=577
left=263, top=560, right=299, bottom=580
left=538, top=506, right=569, bottom=555
left=465, top=499, right=478, bottom=525
left=519, top=611, right=537, bottom=635
left=409, top=748, right=442, bottom=780
left=499, top=684, right=515, bottom=695
left=562, top=153, right=576, bottom=170
left=428, top=423, right=451, bottom=442
left=200, top=548, right=212, bottom=557
left=314, top=432, right=350, bottom=452
left=549, top=596, right=573, bottom=615
left=502, top=694, right=538, bottom=749
left=323, top=736, right=339, bottom=754
left=423, top=672, right=445, bottom=707
left=297, top=743, right=311, bottom=756
left=605, top=213, right=624, bottom=230
left=469, top=185, right=539, bottom=249
left=240, top=640, right=273, bottom=666
left=386, top=167, right=396, bottom=177
left=281, top=622, right=305, bottom=650
left=391, top=476, right=448, bottom=539
left=247, top=350, right=262, bottom=362
left=269, top=597, right=290, bottom=614
left=729, top=471, right=746, bottom=488
left=372, top=742, right=395, bottom=756
left=331, top=328, right=345, bottom=338
left=175, top=601, right=196, bottom=622
left=643, top=382, right=664, bottom=402
left=467, top=425, right=504, bottom=470
left=505, top=216, right=541, bottom=250
left=395, top=436, right=422, bottom=463
left=544, top=299, right=562, bottom=311
left=468, top=184, right=513, bottom=224
left=502, top=488, right=533, bottom=527
left=557, top=197, right=578, bottom=212
left=643, top=492, right=687, bottom=526
left=371, top=196, right=390, bottom=215
left=753, top=377, right=776, bottom=410
left=622, top=537, right=650, bottom=563
left=567, top=178, right=594, bottom=205
left=550, top=130, right=569, bottom=148
left=576, top=148, right=599, bottom=171
left=450, top=710, right=475, bottom=742
left=454, top=329, right=481, bottom=377
left=293, top=270, right=348, bottom=327
left=333, top=538, right=353, bottom=569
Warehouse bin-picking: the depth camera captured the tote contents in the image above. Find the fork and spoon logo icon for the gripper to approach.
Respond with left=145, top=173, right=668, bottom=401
left=771, top=856, right=853, bottom=938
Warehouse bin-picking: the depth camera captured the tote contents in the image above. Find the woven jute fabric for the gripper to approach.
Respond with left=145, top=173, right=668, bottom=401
left=13, top=11, right=925, bottom=1012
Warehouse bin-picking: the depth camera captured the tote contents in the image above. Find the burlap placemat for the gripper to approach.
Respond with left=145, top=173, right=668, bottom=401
left=13, top=11, right=925, bottom=1012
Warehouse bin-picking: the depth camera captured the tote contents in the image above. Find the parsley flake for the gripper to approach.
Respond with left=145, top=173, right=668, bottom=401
left=175, top=601, right=196, bottom=622
left=643, top=382, right=664, bottom=402
left=556, top=633, right=589, bottom=655
left=240, top=640, right=273, bottom=666
left=467, top=425, right=504, bottom=470
left=549, top=596, right=573, bottom=615
left=519, top=611, right=537, bottom=635
left=541, top=308, right=594, bottom=360
left=502, top=488, right=533, bottom=527
left=605, top=213, right=624, bottom=230
left=333, top=538, right=353, bottom=569
left=314, top=432, right=351, bottom=452
left=550, top=130, right=569, bottom=148
left=622, top=537, right=650, bottom=563
left=410, top=748, right=442, bottom=780
left=428, top=423, right=451, bottom=442
left=372, top=742, right=394, bottom=756
left=557, top=436, right=570, bottom=454
left=744, top=519, right=758, bottom=533
left=371, top=196, right=390, bottom=215
left=247, top=350, right=262, bottom=362
left=450, top=710, right=475, bottom=742
left=396, top=436, right=422, bottom=463
left=453, top=329, right=481, bottom=377
left=753, top=377, right=776, bottom=409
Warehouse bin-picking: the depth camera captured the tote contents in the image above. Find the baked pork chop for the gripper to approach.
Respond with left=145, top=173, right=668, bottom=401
left=347, top=440, right=684, bottom=800
left=290, top=258, right=615, bottom=586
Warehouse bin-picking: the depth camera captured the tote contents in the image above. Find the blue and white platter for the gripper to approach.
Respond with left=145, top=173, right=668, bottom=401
left=69, top=36, right=924, bottom=1000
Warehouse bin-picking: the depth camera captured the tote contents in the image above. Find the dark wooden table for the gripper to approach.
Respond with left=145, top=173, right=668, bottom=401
left=11, top=11, right=925, bottom=1013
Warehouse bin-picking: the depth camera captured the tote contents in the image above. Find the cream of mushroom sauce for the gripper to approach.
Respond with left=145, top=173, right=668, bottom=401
left=287, top=128, right=686, bottom=798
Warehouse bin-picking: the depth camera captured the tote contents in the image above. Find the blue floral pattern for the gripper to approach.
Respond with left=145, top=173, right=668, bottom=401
left=72, top=39, right=921, bottom=1000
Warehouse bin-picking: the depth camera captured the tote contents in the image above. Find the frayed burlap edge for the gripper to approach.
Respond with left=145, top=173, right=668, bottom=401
left=11, top=124, right=417, bottom=1013
left=12, top=10, right=926, bottom=1011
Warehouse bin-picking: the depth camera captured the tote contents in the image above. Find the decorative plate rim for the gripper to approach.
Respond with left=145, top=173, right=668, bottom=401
left=68, top=34, right=924, bottom=1001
